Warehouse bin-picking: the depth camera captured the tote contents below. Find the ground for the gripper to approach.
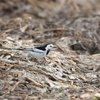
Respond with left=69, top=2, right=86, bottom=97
left=0, top=0, right=100, bottom=100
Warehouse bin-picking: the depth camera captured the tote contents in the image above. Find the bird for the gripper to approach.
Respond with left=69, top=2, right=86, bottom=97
left=14, top=44, right=55, bottom=62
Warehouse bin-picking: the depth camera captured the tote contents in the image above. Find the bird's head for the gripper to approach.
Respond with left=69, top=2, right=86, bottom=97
left=45, top=44, right=55, bottom=50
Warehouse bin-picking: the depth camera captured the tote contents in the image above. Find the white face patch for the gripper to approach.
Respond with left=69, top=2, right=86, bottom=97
left=46, top=44, right=54, bottom=50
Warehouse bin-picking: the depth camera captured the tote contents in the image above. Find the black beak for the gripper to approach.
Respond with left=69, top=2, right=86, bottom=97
left=53, top=45, right=57, bottom=48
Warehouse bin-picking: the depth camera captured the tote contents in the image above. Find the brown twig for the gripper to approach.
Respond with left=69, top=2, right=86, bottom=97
left=56, top=43, right=64, bottom=52
left=11, top=80, right=22, bottom=92
left=79, top=76, right=88, bottom=81
left=31, top=27, right=71, bottom=34
left=25, top=78, right=42, bottom=87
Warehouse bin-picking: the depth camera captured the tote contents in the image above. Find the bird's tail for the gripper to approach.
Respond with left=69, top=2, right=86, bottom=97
left=13, top=48, right=27, bottom=51
left=0, top=43, right=28, bottom=52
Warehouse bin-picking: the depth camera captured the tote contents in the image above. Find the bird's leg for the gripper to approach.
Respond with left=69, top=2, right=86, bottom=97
left=44, top=57, right=47, bottom=61
left=26, top=56, right=30, bottom=63
left=34, top=58, right=41, bottom=64
left=43, top=57, right=48, bottom=65
left=34, top=58, right=38, bottom=62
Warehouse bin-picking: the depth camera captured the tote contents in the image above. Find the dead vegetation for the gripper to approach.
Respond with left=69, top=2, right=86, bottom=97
left=0, top=0, right=100, bottom=100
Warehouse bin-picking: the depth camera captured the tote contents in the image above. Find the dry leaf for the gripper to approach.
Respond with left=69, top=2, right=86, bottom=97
left=20, top=25, right=29, bottom=32
left=80, top=94, right=91, bottom=98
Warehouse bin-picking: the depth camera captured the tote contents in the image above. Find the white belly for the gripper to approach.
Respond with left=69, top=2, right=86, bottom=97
left=28, top=51, right=46, bottom=59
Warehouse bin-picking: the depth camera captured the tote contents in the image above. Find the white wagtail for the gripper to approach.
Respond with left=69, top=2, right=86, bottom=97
left=14, top=44, right=55, bottom=62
